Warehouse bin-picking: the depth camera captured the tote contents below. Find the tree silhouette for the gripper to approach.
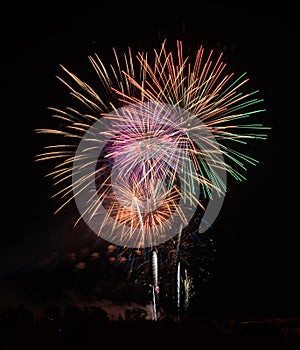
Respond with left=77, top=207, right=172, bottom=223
left=125, top=307, right=147, bottom=322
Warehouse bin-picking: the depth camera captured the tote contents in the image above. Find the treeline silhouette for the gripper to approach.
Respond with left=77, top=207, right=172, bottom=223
left=0, top=302, right=299, bottom=350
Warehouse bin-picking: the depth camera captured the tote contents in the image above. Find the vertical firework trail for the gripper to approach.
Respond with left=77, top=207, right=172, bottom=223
left=176, top=224, right=183, bottom=320
left=183, top=269, right=192, bottom=313
left=177, top=260, right=181, bottom=321
left=151, top=250, right=159, bottom=320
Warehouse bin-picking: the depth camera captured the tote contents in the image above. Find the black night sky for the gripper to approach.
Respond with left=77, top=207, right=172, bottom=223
left=2, top=0, right=299, bottom=327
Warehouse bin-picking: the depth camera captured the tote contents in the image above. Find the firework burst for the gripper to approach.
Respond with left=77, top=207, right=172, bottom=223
left=35, top=39, right=269, bottom=314
left=36, top=39, right=268, bottom=249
